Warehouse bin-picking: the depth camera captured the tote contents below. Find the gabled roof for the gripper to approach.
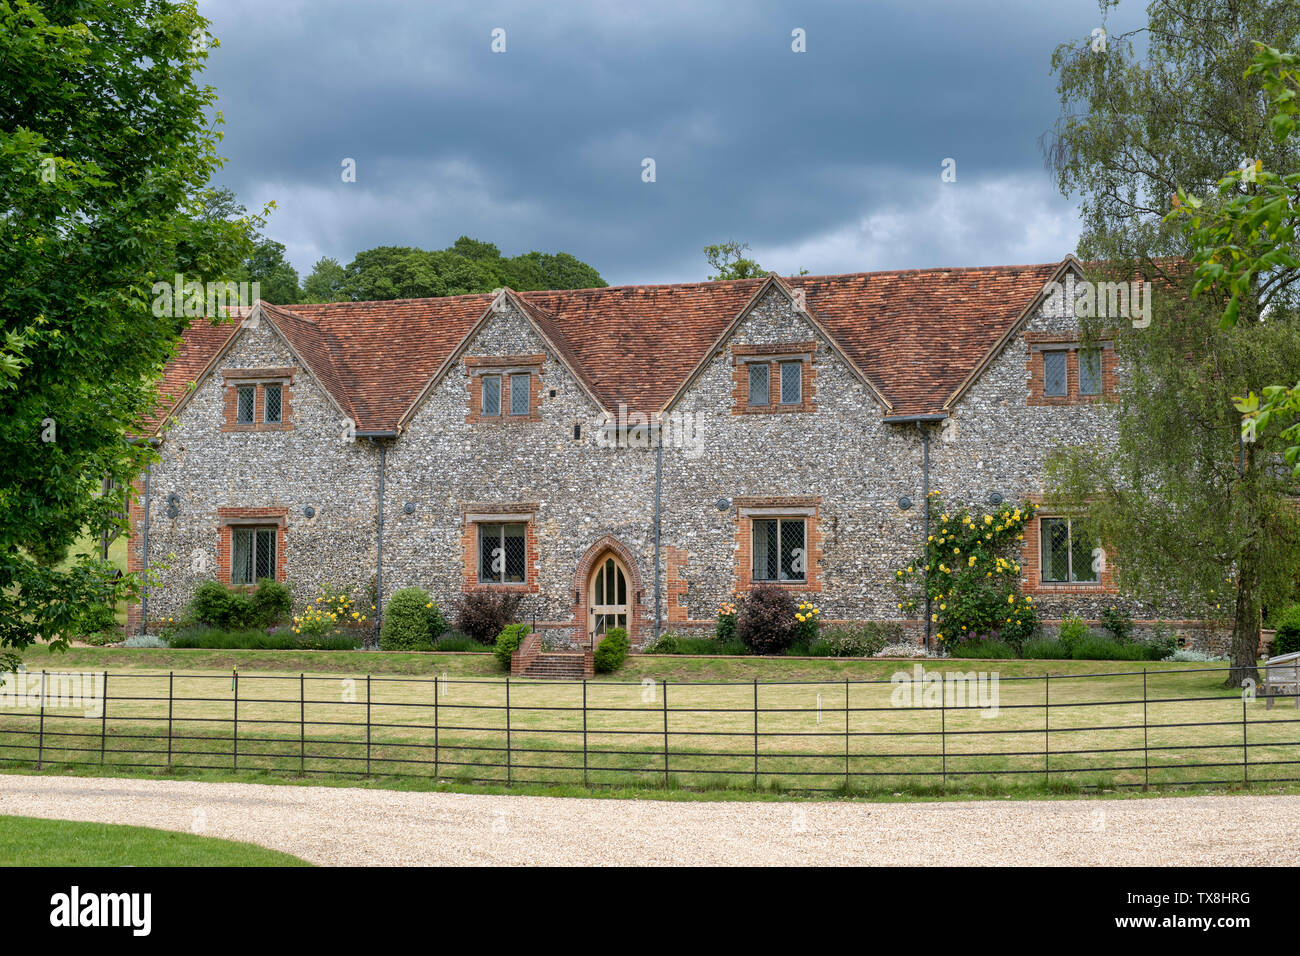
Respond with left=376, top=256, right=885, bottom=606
left=148, top=258, right=1074, bottom=436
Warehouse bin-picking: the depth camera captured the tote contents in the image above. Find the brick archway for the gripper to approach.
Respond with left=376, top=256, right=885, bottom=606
left=573, top=535, right=647, bottom=647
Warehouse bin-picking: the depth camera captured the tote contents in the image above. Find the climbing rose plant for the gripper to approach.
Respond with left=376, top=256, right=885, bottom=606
left=893, top=494, right=1039, bottom=647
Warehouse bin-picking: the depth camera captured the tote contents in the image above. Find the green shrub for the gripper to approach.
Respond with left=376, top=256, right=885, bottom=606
left=948, top=639, right=1017, bottom=659
left=81, top=631, right=119, bottom=646
left=166, top=627, right=361, bottom=650
left=1069, top=635, right=1155, bottom=660
left=1100, top=606, right=1134, bottom=643
left=1023, top=637, right=1067, bottom=659
left=75, top=602, right=118, bottom=638
left=457, top=591, right=522, bottom=645
left=737, top=584, right=798, bottom=655
left=380, top=588, right=436, bottom=650
left=1274, top=605, right=1300, bottom=656
left=249, top=578, right=292, bottom=627
left=819, top=624, right=892, bottom=658
left=593, top=626, right=630, bottom=673
left=431, top=633, right=490, bottom=652
left=1055, top=614, right=1092, bottom=654
left=1000, top=603, right=1040, bottom=653
left=644, top=633, right=681, bottom=654
left=188, top=580, right=253, bottom=630
left=494, top=623, right=531, bottom=670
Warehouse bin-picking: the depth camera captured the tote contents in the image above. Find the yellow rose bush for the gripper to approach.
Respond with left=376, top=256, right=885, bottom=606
left=894, top=495, right=1039, bottom=649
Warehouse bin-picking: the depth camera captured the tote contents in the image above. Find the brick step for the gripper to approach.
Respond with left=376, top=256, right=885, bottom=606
left=520, top=652, right=590, bottom=679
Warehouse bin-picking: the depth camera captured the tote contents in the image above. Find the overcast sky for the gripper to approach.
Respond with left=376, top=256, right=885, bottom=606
left=198, top=0, right=1147, bottom=286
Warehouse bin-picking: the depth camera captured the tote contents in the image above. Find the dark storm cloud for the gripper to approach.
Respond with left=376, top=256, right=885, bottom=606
left=198, top=0, right=1146, bottom=285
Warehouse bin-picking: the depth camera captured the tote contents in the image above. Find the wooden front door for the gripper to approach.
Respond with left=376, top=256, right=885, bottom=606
left=589, top=554, right=629, bottom=643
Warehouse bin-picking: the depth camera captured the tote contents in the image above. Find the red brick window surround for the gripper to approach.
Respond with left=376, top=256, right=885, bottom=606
left=1020, top=499, right=1116, bottom=596
left=731, top=342, right=817, bottom=414
left=222, top=368, right=295, bottom=432
left=460, top=503, right=540, bottom=594
left=1025, top=334, right=1116, bottom=406
left=733, top=496, right=822, bottom=592
left=216, top=507, right=287, bottom=588
left=465, top=355, right=544, bottom=423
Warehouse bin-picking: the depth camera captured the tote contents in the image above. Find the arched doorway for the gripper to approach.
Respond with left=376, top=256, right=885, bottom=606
left=588, top=553, right=629, bottom=643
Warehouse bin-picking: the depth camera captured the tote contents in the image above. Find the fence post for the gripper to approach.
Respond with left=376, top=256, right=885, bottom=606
left=844, top=678, right=850, bottom=792
left=662, top=678, right=669, bottom=788
left=752, top=678, right=759, bottom=789
left=1142, top=669, right=1149, bottom=791
left=99, top=670, right=108, bottom=765
left=365, top=674, right=372, bottom=777
left=36, top=670, right=46, bottom=770
left=505, top=677, right=512, bottom=785
left=232, top=669, right=238, bottom=772
left=166, top=671, right=174, bottom=766
left=433, top=675, right=439, bottom=779
left=1242, top=687, right=1249, bottom=786
left=1043, top=673, right=1050, bottom=785
left=582, top=678, right=588, bottom=788
left=940, top=680, right=947, bottom=789
left=299, top=673, right=305, bottom=776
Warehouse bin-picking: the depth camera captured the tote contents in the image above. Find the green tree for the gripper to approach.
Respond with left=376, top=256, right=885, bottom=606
left=1173, top=44, right=1300, bottom=477
left=301, top=256, right=348, bottom=303
left=338, top=240, right=606, bottom=300
left=0, top=0, right=255, bottom=668
left=704, top=240, right=764, bottom=280
left=240, top=238, right=300, bottom=304
left=1042, top=0, right=1300, bottom=686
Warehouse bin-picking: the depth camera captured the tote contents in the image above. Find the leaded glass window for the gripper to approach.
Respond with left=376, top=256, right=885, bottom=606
left=478, top=522, right=527, bottom=584
left=1043, top=351, right=1068, bottom=397
left=752, top=517, right=807, bottom=583
left=231, top=526, right=276, bottom=585
left=481, top=375, right=501, bottom=416
left=1040, top=517, right=1098, bottom=584
left=748, top=362, right=769, bottom=406
left=779, top=361, right=802, bottom=405
left=264, top=384, right=283, bottom=423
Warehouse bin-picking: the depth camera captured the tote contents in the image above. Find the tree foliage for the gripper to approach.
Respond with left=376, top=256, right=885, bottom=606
left=703, top=240, right=765, bottom=280
left=1042, top=0, right=1300, bottom=685
left=0, top=0, right=254, bottom=667
left=297, top=238, right=606, bottom=303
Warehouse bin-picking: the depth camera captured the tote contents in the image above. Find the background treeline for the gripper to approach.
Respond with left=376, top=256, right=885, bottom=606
left=211, top=190, right=607, bottom=304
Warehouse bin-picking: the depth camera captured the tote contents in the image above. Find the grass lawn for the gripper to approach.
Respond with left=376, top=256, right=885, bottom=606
left=6, top=645, right=1297, bottom=799
left=0, top=814, right=310, bottom=866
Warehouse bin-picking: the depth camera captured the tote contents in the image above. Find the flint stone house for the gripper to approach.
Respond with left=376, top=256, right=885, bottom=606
left=125, top=255, right=1222, bottom=655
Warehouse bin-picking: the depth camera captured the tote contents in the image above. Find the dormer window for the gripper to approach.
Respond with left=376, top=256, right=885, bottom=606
left=510, top=372, right=531, bottom=416
left=779, top=361, right=802, bottom=405
left=481, top=375, right=501, bottom=416
left=1026, top=336, right=1114, bottom=405
left=236, top=386, right=255, bottom=424
left=748, top=363, right=769, bottom=406
left=465, top=355, right=544, bottom=423
left=264, top=384, right=283, bottom=423
left=732, top=342, right=816, bottom=414
left=222, top=369, right=295, bottom=432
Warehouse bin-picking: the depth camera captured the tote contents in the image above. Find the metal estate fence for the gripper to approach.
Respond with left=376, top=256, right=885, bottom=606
left=1, top=665, right=1298, bottom=793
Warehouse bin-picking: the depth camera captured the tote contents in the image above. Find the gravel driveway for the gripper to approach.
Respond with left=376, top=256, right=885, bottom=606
left=2, top=775, right=1296, bottom=865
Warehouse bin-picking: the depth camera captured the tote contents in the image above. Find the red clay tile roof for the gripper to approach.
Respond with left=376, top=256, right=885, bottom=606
left=143, top=315, right=242, bottom=433
left=150, top=260, right=1069, bottom=434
